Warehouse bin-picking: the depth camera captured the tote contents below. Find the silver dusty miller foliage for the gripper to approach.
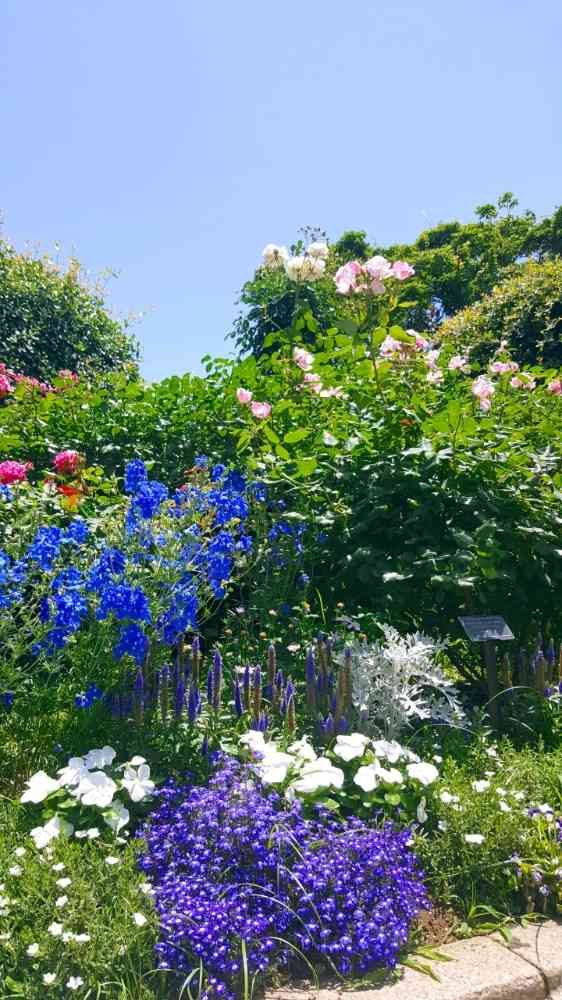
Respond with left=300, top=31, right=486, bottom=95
left=342, top=626, right=465, bottom=739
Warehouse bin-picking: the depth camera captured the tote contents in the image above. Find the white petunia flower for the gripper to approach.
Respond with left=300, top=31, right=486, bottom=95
left=83, top=746, right=116, bottom=769
left=26, top=942, right=39, bottom=956
left=43, top=973, right=56, bottom=985
left=376, top=764, right=404, bottom=785
left=66, top=977, right=84, bottom=991
left=30, top=814, right=73, bottom=850
left=255, top=750, right=294, bottom=785
left=239, top=730, right=267, bottom=754
left=290, top=757, right=344, bottom=795
left=76, top=770, right=117, bottom=808
left=286, top=737, right=317, bottom=762
left=472, top=780, right=490, bottom=793
left=372, top=739, right=404, bottom=764
left=121, top=764, right=155, bottom=803
left=55, top=895, right=68, bottom=908
left=57, top=757, right=89, bottom=787
left=333, top=733, right=370, bottom=762
left=20, top=770, right=60, bottom=803
left=133, top=912, right=147, bottom=926
left=406, top=762, right=439, bottom=786
left=416, top=797, right=428, bottom=824
left=48, top=922, right=63, bottom=937
left=353, top=764, right=380, bottom=793
left=464, top=833, right=485, bottom=844
left=127, top=756, right=146, bottom=767
left=103, top=803, right=130, bottom=833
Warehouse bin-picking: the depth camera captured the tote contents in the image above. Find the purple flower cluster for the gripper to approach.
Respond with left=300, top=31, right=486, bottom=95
left=140, top=757, right=427, bottom=998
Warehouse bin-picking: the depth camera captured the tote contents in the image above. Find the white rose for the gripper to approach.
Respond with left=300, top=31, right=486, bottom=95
left=262, top=244, right=289, bottom=269
left=307, top=241, right=329, bottom=260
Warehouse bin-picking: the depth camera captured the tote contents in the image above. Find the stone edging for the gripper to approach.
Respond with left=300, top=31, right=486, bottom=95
left=267, top=921, right=562, bottom=1000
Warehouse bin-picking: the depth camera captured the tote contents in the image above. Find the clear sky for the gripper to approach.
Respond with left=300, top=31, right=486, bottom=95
left=1, top=0, right=561, bottom=380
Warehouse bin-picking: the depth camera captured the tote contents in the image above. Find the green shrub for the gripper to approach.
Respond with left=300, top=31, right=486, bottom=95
left=0, top=240, right=139, bottom=380
left=439, top=260, right=562, bottom=367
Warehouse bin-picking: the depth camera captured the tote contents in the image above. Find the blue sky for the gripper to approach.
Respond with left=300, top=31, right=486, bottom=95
left=1, top=0, right=561, bottom=380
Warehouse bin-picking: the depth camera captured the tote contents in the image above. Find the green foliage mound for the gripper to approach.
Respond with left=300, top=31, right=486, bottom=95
left=438, top=259, right=562, bottom=368
left=0, top=240, right=139, bottom=380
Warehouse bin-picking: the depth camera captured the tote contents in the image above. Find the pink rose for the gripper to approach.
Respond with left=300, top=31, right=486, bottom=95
left=391, top=260, right=415, bottom=280
left=293, top=347, right=314, bottom=371
left=365, top=255, right=393, bottom=281
left=510, top=374, right=535, bottom=390
left=448, top=355, right=470, bottom=373
left=489, top=360, right=519, bottom=375
left=334, top=260, right=363, bottom=295
left=471, top=376, right=495, bottom=412
left=0, top=374, right=14, bottom=398
left=379, top=335, right=403, bottom=358
left=236, top=387, right=253, bottom=405
left=250, top=401, right=271, bottom=419
left=0, top=460, right=33, bottom=485
left=53, top=449, right=82, bottom=475
left=547, top=379, right=562, bottom=395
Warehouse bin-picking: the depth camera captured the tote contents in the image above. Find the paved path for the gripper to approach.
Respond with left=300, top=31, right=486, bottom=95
left=268, top=921, right=562, bottom=1000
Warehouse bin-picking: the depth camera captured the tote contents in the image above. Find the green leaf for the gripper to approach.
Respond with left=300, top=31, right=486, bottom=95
left=335, top=318, right=358, bottom=336
left=263, top=424, right=279, bottom=445
left=402, top=958, right=441, bottom=982
left=275, top=443, right=291, bottom=460
left=284, top=427, right=311, bottom=444
left=295, top=457, right=317, bottom=477
left=389, top=324, right=416, bottom=344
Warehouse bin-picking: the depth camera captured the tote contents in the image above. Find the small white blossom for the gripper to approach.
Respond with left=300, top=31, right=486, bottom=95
left=14, top=847, right=26, bottom=857
left=43, top=973, right=57, bottom=985
left=499, top=800, right=512, bottom=813
left=8, top=865, right=23, bottom=877
left=48, top=922, right=63, bottom=937
left=472, top=780, right=490, bottom=793
left=103, top=803, right=130, bottom=833
left=465, top=833, right=485, bottom=844
left=105, top=856, right=120, bottom=866
left=31, top=814, right=73, bottom=849
left=73, top=933, right=90, bottom=943
left=52, top=863, right=66, bottom=872
left=440, top=791, right=459, bottom=805
left=139, top=882, right=154, bottom=896
left=26, top=942, right=40, bottom=956
left=56, top=877, right=72, bottom=888
left=55, top=895, right=68, bottom=908
left=133, top=912, right=147, bottom=926
left=66, top=977, right=84, bottom=991
left=416, top=797, right=428, bottom=824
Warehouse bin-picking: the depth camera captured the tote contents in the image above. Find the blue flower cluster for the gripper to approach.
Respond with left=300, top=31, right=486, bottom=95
left=140, top=756, right=428, bottom=999
left=74, top=682, right=104, bottom=709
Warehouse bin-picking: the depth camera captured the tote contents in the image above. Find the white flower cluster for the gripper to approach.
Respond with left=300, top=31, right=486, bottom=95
left=20, top=748, right=155, bottom=849
left=240, top=730, right=439, bottom=810
left=240, top=730, right=344, bottom=795
left=342, top=626, right=465, bottom=739
left=261, top=241, right=328, bottom=282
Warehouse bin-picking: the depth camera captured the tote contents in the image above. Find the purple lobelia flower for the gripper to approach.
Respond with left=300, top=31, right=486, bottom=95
left=139, top=757, right=428, bottom=999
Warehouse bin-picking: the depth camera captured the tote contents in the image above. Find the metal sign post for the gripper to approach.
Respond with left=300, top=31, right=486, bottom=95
left=458, top=616, right=514, bottom=729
